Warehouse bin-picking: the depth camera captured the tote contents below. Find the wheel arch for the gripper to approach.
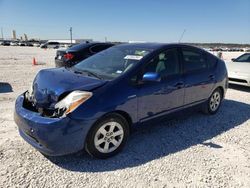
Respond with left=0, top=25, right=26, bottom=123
left=210, top=85, right=225, bottom=99
left=84, top=110, right=132, bottom=158
left=101, top=110, right=133, bottom=130
left=84, top=110, right=133, bottom=144
left=216, top=86, right=225, bottom=99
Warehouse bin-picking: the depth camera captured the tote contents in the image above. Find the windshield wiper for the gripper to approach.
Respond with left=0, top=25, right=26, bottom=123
left=74, top=69, right=102, bottom=80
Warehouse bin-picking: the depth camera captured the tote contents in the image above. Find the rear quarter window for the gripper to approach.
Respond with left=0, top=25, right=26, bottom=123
left=206, top=53, right=218, bottom=69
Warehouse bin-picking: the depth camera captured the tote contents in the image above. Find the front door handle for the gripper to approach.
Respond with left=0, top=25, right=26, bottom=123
left=174, top=82, right=184, bottom=89
left=154, top=89, right=165, bottom=95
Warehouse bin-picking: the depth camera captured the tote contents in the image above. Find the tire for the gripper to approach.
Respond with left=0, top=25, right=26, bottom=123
left=85, top=113, right=129, bottom=159
left=202, top=88, right=222, bottom=115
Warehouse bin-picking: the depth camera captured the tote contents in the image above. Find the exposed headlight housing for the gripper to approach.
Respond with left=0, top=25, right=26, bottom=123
left=55, top=91, right=92, bottom=116
left=25, top=85, right=34, bottom=101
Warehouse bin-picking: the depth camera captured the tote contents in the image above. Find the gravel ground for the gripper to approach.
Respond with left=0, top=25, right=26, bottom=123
left=0, top=46, right=249, bottom=187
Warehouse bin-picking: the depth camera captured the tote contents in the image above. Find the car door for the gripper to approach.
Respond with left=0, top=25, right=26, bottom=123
left=136, top=48, right=185, bottom=121
left=180, top=47, right=214, bottom=105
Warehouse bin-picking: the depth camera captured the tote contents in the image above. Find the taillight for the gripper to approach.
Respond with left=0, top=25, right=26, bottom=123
left=63, top=53, right=74, bottom=60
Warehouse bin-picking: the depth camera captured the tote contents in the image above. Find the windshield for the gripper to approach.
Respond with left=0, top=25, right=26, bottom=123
left=73, top=45, right=152, bottom=80
left=235, top=54, right=250, bottom=63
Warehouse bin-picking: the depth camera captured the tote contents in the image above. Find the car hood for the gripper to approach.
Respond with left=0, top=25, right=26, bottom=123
left=226, top=62, right=250, bottom=74
left=32, top=68, right=107, bottom=108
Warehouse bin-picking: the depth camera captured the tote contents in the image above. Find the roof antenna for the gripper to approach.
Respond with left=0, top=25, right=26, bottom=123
left=178, top=29, right=186, bottom=43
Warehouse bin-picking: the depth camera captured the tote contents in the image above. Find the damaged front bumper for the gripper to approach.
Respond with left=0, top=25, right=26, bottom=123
left=14, top=94, right=94, bottom=156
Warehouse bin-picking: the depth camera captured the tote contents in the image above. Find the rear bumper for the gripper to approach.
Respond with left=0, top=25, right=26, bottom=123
left=14, top=95, right=95, bottom=156
left=55, top=59, right=66, bottom=68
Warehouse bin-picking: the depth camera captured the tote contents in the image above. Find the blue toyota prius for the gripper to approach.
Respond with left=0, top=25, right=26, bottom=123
left=14, top=43, right=228, bottom=158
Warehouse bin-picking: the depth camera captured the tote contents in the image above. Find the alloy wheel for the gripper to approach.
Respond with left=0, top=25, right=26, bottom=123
left=209, top=91, right=221, bottom=112
left=94, top=121, right=124, bottom=153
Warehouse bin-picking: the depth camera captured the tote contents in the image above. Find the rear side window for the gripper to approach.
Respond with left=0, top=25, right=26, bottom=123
left=90, top=44, right=112, bottom=53
left=182, top=48, right=207, bottom=73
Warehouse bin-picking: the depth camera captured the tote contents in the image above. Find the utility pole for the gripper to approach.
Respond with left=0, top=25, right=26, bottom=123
left=105, top=36, right=107, bottom=42
left=69, top=27, right=72, bottom=44
left=1, top=27, right=3, bottom=40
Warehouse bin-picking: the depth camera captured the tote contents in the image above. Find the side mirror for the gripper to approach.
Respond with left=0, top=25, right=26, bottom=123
left=231, top=58, right=236, bottom=62
left=142, top=72, right=161, bottom=82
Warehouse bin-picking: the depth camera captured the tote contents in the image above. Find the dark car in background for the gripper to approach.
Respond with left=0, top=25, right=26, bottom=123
left=14, top=43, right=228, bottom=159
left=55, top=42, right=114, bottom=67
left=2, top=40, right=11, bottom=46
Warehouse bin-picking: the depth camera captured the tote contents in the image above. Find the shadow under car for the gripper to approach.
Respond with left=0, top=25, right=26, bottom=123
left=229, top=84, right=250, bottom=92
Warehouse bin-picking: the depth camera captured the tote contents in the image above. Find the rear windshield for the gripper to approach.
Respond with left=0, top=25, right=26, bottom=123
left=68, top=43, right=92, bottom=51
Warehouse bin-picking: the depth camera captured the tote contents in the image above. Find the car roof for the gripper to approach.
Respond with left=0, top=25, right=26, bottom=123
left=68, top=42, right=114, bottom=51
left=118, top=43, right=165, bottom=49
left=116, top=42, right=204, bottom=51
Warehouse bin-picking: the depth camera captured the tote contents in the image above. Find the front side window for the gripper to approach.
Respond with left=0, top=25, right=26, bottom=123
left=143, top=48, right=180, bottom=78
left=235, top=54, right=250, bottom=62
left=74, top=45, right=152, bottom=80
left=182, top=48, right=207, bottom=73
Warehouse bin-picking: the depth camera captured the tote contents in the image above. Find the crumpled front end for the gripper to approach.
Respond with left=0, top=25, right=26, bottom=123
left=23, top=68, right=106, bottom=118
left=14, top=68, right=107, bottom=155
left=14, top=94, right=95, bottom=156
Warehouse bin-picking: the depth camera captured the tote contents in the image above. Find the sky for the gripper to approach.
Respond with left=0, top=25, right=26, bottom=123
left=0, top=0, right=249, bottom=43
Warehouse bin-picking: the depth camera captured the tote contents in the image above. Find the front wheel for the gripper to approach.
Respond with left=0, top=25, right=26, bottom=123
left=202, top=88, right=222, bottom=115
left=85, top=114, right=129, bottom=159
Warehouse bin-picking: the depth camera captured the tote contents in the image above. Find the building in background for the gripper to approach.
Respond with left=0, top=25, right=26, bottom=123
left=12, top=30, right=16, bottom=40
left=24, top=34, right=28, bottom=41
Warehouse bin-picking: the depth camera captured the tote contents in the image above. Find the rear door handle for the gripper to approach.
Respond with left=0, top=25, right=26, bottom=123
left=209, top=74, right=215, bottom=80
left=174, top=82, right=184, bottom=89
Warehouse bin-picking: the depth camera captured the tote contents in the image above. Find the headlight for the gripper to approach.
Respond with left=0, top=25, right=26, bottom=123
left=55, top=91, right=92, bottom=116
left=25, top=84, right=34, bottom=101
left=28, top=85, right=33, bottom=94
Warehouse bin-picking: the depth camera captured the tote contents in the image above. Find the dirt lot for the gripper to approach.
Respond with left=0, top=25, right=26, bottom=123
left=0, top=46, right=249, bottom=187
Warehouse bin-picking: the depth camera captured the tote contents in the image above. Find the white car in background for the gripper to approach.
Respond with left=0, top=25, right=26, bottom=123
left=226, top=53, right=250, bottom=87
left=10, top=41, right=18, bottom=46
left=33, top=43, right=40, bottom=47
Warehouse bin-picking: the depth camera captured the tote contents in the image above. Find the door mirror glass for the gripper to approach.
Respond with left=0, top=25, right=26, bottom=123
left=231, top=58, right=236, bottom=62
left=142, top=72, right=161, bottom=82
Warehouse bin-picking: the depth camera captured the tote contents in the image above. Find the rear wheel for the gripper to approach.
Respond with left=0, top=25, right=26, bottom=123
left=202, top=88, right=222, bottom=115
left=85, top=113, right=129, bottom=159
